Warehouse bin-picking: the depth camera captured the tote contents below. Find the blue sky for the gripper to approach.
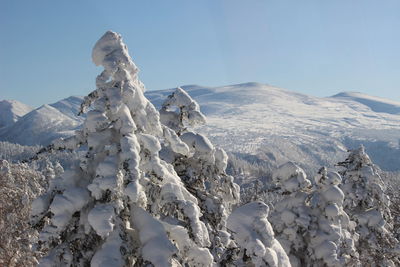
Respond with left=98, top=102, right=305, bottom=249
left=1, top=0, right=399, bottom=107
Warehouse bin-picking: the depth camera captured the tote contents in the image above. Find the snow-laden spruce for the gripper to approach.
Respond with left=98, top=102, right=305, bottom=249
left=268, top=162, right=313, bottom=267
left=308, top=167, right=359, bottom=266
left=31, top=31, right=214, bottom=266
left=268, top=162, right=360, bottom=267
left=227, top=201, right=291, bottom=267
left=339, top=146, right=400, bottom=266
left=159, top=87, right=240, bottom=263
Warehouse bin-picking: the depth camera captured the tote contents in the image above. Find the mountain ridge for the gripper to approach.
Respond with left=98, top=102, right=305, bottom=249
left=331, top=91, right=400, bottom=115
left=0, top=100, right=33, bottom=128
left=1, top=83, right=399, bottom=171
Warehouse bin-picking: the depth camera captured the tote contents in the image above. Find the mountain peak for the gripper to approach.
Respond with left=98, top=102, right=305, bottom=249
left=0, top=100, right=33, bottom=128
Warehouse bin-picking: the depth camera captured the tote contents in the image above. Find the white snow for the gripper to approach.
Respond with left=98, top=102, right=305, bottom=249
left=91, top=229, right=124, bottom=267
left=131, top=207, right=177, bottom=267
left=332, top=91, right=400, bottom=115
left=272, top=162, right=311, bottom=192
left=162, top=222, right=214, bottom=267
left=48, top=187, right=90, bottom=229
left=227, top=201, right=291, bottom=267
left=88, top=204, right=115, bottom=238
left=147, top=83, right=400, bottom=171
left=92, top=31, right=138, bottom=81
left=160, top=87, right=206, bottom=133
left=180, top=132, right=214, bottom=158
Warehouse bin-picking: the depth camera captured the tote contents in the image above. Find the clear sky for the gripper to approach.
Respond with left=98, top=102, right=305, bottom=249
left=1, top=0, right=399, bottom=107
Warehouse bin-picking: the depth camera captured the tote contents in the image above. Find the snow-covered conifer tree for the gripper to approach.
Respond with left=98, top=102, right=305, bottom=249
left=269, top=162, right=361, bottom=267
left=268, top=162, right=312, bottom=267
left=159, top=88, right=240, bottom=263
left=227, top=201, right=291, bottom=267
left=338, top=146, right=400, bottom=266
left=308, top=167, right=359, bottom=266
left=31, top=31, right=214, bottom=266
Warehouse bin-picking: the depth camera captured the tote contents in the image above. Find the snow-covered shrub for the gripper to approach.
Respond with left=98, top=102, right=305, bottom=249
left=0, top=160, right=46, bottom=266
left=338, top=146, right=400, bottom=266
left=32, top=31, right=213, bottom=266
left=159, top=87, right=240, bottom=263
left=0, top=141, right=40, bottom=162
left=227, top=201, right=291, bottom=267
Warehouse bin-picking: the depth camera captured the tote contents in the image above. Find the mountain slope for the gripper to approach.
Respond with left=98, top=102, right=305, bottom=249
left=0, top=97, right=83, bottom=146
left=147, top=83, right=400, bottom=171
left=1, top=84, right=400, bottom=171
left=49, top=96, right=85, bottom=122
left=0, top=100, right=33, bottom=128
left=332, top=92, right=400, bottom=115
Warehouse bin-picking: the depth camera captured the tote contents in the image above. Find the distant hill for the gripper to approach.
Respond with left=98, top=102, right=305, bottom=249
left=332, top=92, right=400, bottom=115
left=0, top=100, right=33, bottom=128
left=147, top=83, right=400, bottom=171
left=0, top=97, right=84, bottom=146
left=1, top=84, right=400, bottom=171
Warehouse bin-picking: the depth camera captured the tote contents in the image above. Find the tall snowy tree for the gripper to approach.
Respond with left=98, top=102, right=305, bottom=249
left=268, top=162, right=313, bottom=267
left=338, top=146, right=400, bottom=266
left=159, top=88, right=240, bottom=263
left=31, top=31, right=214, bottom=266
left=268, top=162, right=360, bottom=267
left=308, top=167, right=359, bottom=266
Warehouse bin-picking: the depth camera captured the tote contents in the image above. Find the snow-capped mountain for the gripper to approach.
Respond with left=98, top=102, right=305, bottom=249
left=0, top=100, right=33, bottom=128
left=0, top=97, right=84, bottom=146
left=1, top=84, right=400, bottom=171
left=49, top=96, right=86, bottom=122
left=146, top=83, right=400, bottom=171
